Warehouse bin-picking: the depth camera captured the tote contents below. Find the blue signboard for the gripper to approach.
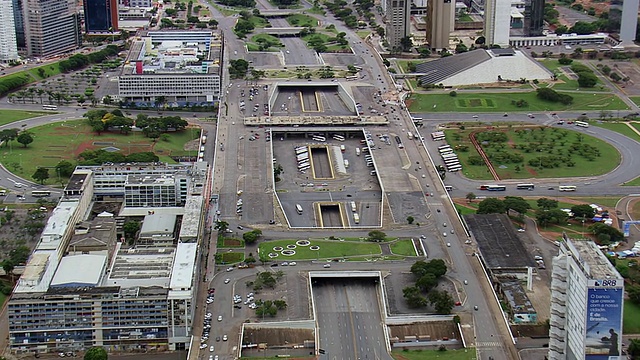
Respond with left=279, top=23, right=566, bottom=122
left=585, top=286, right=623, bottom=360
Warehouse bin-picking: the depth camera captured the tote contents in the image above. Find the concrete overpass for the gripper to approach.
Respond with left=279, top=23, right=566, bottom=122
left=254, top=27, right=305, bottom=36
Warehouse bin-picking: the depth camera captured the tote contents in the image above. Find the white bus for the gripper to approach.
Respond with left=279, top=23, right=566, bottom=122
left=298, top=161, right=310, bottom=168
left=200, top=146, right=205, bottom=152
left=340, top=144, right=346, bottom=152
left=448, top=166, right=462, bottom=172
left=312, top=136, right=326, bottom=142
left=442, top=155, right=458, bottom=161
left=353, top=213, right=360, bottom=224
left=201, top=135, right=207, bottom=144
left=299, top=165, right=310, bottom=172
left=444, top=185, right=453, bottom=191
left=350, top=201, right=357, bottom=212
left=407, top=132, right=414, bottom=140
left=296, top=204, right=303, bottom=214
left=333, top=134, right=345, bottom=141
left=446, top=163, right=461, bottom=168
left=295, top=147, right=308, bottom=155
left=575, top=121, right=589, bottom=128
left=42, top=104, right=58, bottom=110
left=411, top=116, right=423, bottom=121
left=445, top=161, right=460, bottom=167
left=559, top=185, right=577, bottom=192
left=438, top=144, right=451, bottom=150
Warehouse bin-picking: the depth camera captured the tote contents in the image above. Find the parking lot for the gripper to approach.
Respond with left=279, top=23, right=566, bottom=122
left=273, top=130, right=382, bottom=228
left=272, top=86, right=354, bottom=117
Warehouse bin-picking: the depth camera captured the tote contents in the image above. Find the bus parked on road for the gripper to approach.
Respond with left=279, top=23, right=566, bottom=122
left=516, top=183, right=535, bottom=190
left=559, top=185, right=577, bottom=191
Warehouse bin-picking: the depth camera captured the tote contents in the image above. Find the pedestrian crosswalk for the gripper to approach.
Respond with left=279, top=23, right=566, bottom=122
left=476, top=341, right=502, bottom=348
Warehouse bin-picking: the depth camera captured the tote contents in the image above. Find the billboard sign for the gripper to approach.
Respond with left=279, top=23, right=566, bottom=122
left=585, top=285, right=623, bottom=360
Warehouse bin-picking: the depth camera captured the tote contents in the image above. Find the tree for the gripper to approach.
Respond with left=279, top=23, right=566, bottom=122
left=571, top=204, right=595, bottom=219
left=416, top=273, right=438, bottom=292
left=407, top=216, right=414, bottom=224
left=16, top=132, right=33, bottom=147
left=32, top=167, right=49, bottom=184
left=123, top=221, right=140, bottom=243
left=577, top=72, right=598, bottom=88
left=367, top=230, right=386, bottom=242
left=465, top=192, right=476, bottom=203
left=273, top=299, right=287, bottom=310
left=55, top=160, right=76, bottom=178
left=503, top=196, right=531, bottom=215
left=537, top=198, right=558, bottom=210
left=477, top=198, right=506, bottom=214
left=628, top=338, right=640, bottom=359
left=214, top=220, right=229, bottom=234
left=400, top=36, right=413, bottom=52
left=428, top=290, right=455, bottom=314
left=0, top=128, right=19, bottom=146
left=590, top=222, right=624, bottom=244
left=84, top=346, right=108, bottom=360
left=403, top=286, right=427, bottom=308
left=243, top=231, right=258, bottom=244
left=410, top=259, right=447, bottom=278
left=536, top=209, right=568, bottom=227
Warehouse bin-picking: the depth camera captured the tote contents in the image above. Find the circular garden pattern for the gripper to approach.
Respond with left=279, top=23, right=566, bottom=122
left=296, top=240, right=311, bottom=246
left=268, top=252, right=279, bottom=258
left=309, top=245, right=320, bottom=251
left=286, top=244, right=297, bottom=249
left=281, top=250, right=296, bottom=256
left=273, top=246, right=284, bottom=252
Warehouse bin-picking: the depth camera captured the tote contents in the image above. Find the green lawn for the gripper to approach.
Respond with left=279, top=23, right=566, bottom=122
left=396, top=59, right=419, bottom=73
left=593, top=122, right=640, bottom=143
left=27, top=63, right=62, bottom=80
left=356, top=30, right=371, bottom=39
left=631, top=122, right=640, bottom=134
left=390, top=239, right=417, bottom=256
left=537, top=59, right=608, bottom=92
left=457, top=14, right=473, bottom=21
left=0, top=109, right=49, bottom=126
left=221, top=252, right=245, bottom=264
left=247, top=34, right=283, bottom=52
left=392, top=348, right=476, bottom=360
left=258, top=239, right=381, bottom=261
left=306, top=5, right=326, bottom=15
left=443, top=125, right=620, bottom=180
left=286, top=14, right=318, bottom=27
left=209, top=3, right=239, bottom=16
left=0, top=120, right=199, bottom=185
left=630, top=96, right=640, bottom=107
left=624, top=300, right=640, bottom=334
left=455, top=204, right=477, bottom=215
left=623, top=176, right=640, bottom=186
left=406, top=91, right=628, bottom=113
left=565, top=196, right=622, bottom=208
left=249, top=15, right=269, bottom=28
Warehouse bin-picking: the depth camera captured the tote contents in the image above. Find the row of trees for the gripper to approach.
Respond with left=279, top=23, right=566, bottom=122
left=58, top=45, right=120, bottom=73
left=403, top=260, right=454, bottom=314
left=0, top=128, right=34, bottom=148
left=84, top=109, right=188, bottom=139
left=536, top=88, right=574, bottom=105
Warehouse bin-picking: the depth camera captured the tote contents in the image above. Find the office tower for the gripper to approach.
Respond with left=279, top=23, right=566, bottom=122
left=11, top=0, right=25, bottom=48
left=84, top=0, right=118, bottom=34
left=22, top=0, right=81, bottom=58
left=620, top=0, right=639, bottom=43
left=484, top=0, right=511, bottom=46
left=0, top=0, right=19, bottom=61
left=386, top=0, right=411, bottom=49
left=523, top=0, right=544, bottom=36
left=425, top=0, right=455, bottom=50
left=548, top=236, right=624, bottom=360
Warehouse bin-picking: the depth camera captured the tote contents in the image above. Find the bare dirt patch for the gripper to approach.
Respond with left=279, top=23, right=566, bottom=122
left=224, top=238, right=242, bottom=247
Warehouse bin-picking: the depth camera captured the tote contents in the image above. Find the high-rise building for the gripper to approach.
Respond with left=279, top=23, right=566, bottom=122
left=548, top=235, right=624, bottom=360
left=483, top=0, right=511, bottom=46
left=12, top=0, right=25, bottom=48
left=84, top=0, right=118, bottom=34
left=523, top=0, right=544, bottom=36
left=22, top=0, right=81, bottom=58
left=425, top=0, right=454, bottom=50
left=620, top=0, right=639, bottom=43
left=385, top=0, right=411, bottom=49
left=0, top=0, right=19, bottom=62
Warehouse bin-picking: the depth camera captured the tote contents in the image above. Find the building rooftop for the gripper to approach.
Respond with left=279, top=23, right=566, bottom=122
left=565, top=237, right=623, bottom=280
left=68, top=217, right=117, bottom=251
left=122, top=30, right=221, bottom=76
left=169, top=243, right=197, bottom=290
left=464, top=214, right=536, bottom=269
left=417, top=49, right=491, bottom=85
left=501, top=280, right=536, bottom=314
left=65, top=172, right=91, bottom=192
left=106, top=243, right=175, bottom=288
left=140, top=213, right=177, bottom=235
left=50, top=255, right=107, bottom=287
left=126, top=174, right=177, bottom=185
left=178, top=196, right=203, bottom=242
left=119, top=206, right=185, bottom=217
left=38, top=201, right=79, bottom=249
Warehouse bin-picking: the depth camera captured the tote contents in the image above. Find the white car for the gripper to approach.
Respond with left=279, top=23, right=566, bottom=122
left=210, top=345, right=215, bottom=352
left=323, top=264, right=331, bottom=268
left=223, top=334, right=228, bottom=341
left=226, top=267, right=234, bottom=272
left=446, top=243, right=451, bottom=247
left=224, top=278, right=230, bottom=284
left=217, top=315, right=222, bottom=322
left=199, top=344, right=207, bottom=349
left=289, top=262, right=296, bottom=266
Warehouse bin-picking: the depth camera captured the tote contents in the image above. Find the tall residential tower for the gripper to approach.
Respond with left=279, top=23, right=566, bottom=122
left=548, top=235, right=624, bottom=360
left=0, top=0, right=19, bottom=61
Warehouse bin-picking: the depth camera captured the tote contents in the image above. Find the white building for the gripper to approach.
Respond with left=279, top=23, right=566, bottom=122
left=548, top=235, right=624, bottom=360
left=0, top=0, right=19, bottom=62
left=484, top=0, right=511, bottom=46
left=118, top=30, right=223, bottom=106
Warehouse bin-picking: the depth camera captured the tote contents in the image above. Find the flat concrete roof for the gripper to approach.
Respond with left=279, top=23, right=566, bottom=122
left=50, top=255, right=107, bottom=287
left=169, top=243, right=197, bottom=290
left=464, top=213, right=536, bottom=269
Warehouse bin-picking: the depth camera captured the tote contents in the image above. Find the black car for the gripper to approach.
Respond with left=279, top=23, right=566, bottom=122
left=270, top=263, right=279, bottom=267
